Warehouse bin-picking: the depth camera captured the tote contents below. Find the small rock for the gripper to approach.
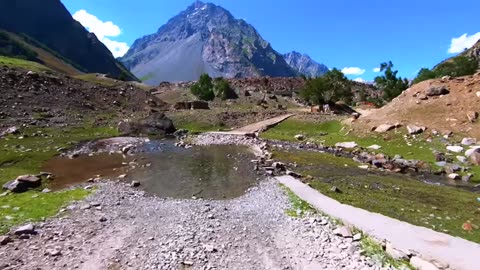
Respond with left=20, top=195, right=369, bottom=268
left=386, top=242, right=409, bottom=260
left=0, top=236, right=12, bottom=245
left=90, top=202, right=101, bottom=207
left=374, top=124, right=396, bottom=133
left=203, top=244, right=218, bottom=252
left=461, top=138, right=477, bottom=146
left=462, top=174, right=472, bottom=182
left=294, top=134, right=305, bottom=141
left=410, top=256, right=440, bottom=270
left=335, top=142, right=358, bottom=149
left=367, top=144, right=382, bottom=150
left=182, top=261, right=194, bottom=266
left=333, top=226, right=352, bottom=238
left=99, top=216, right=107, bottom=222
left=448, top=173, right=460, bottom=180
left=470, top=148, right=480, bottom=165
left=467, top=111, right=478, bottom=123
left=84, top=185, right=93, bottom=190
left=353, top=233, right=362, bottom=241
left=426, top=86, right=449, bottom=96
left=407, top=125, right=426, bottom=135
left=14, top=224, right=36, bottom=235
left=330, top=186, right=342, bottom=193
left=131, top=181, right=141, bottom=187
left=456, top=156, right=467, bottom=163
left=446, top=146, right=464, bottom=153
left=41, top=188, right=51, bottom=193
left=358, top=165, right=369, bottom=170
left=118, top=174, right=127, bottom=179
left=46, top=248, right=62, bottom=257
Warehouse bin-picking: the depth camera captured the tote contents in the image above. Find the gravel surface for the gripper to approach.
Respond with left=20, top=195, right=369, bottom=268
left=0, top=179, right=389, bottom=270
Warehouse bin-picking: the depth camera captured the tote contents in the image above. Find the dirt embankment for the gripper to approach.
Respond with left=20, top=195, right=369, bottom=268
left=355, top=73, right=480, bottom=138
left=0, top=67, right=167, bottom=128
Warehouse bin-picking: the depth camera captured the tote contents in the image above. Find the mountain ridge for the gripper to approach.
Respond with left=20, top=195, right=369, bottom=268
left=120, top=1, right=298, bottom=85
left=0, top=0, right=137, bottom=80
left=283, top=51, right=329, bottom=78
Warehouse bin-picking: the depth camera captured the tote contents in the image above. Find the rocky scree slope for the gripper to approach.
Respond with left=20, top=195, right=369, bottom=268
left=0, top=67, right=166, bottom=128
left=462, top=38, right=480, bottom=66
left=0, top=0, right=136, bottom=80
left=355, top=73, right=480, bottom=137
left=283, top=51, right=329, bottom=78
left=120, top=1, right=297, bottom=85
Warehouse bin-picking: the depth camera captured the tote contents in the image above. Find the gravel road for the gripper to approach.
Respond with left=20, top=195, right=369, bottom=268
left=0, top=179, right=388, bottom=270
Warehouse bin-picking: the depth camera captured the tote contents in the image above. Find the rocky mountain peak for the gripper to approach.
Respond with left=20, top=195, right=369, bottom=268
left=120, top=2, right=296, bottom=85
left=283, top=51, right=329, bottom=78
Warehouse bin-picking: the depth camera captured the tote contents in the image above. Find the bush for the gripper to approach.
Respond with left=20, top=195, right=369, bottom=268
left=413, top=56, right=478, bottom=84
left=299, top=68, right=353, bottom=105
left=213, top=77, right=237, bottom=100
left=191, top=74, right=215, bottom=101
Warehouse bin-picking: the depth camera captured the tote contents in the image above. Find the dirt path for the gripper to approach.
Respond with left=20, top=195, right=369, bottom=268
left=208, top=113, right=294, bottom=135
left=0, top=180, right=387, bottom=270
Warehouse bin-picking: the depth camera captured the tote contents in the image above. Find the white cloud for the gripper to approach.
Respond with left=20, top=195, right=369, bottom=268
left=73, top=9, right=129, bottom=57
left=373, top=67, right=381, bottom=72
left=353, top=78, right=366, bottom=83
left=448, top=32, right=480, bottom=54
left=341, top=67, right=365, bottom=75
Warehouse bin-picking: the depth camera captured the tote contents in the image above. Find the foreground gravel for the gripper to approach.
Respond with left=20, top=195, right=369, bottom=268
left=0, top=179, right=389, bottom=270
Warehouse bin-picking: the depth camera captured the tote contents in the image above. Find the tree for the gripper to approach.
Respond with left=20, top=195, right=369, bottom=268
left=374, top=61, right=409, bottom=101
left=213, top=77, right=236, bottom=100
left=299, top=68, right=353, bottom=105
left=191, top=74, right=215, bottom=101
left=118, top=70, right=128, bottom=81
left=412, top=68, right=436, bottom=84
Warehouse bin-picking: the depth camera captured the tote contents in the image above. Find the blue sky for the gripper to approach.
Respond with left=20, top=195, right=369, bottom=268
left=61, top=0, right=480, bottom=81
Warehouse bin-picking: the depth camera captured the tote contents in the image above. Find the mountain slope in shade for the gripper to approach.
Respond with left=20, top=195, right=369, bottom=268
left=120, top=1, right=297, bottom=85
left=283, top=51, right=329, bottom=78
left=0, top=0, right=136, bottom=80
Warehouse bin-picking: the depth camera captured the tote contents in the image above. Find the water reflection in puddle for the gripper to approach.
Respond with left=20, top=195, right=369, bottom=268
left=42, top=141, right=261, bottom=199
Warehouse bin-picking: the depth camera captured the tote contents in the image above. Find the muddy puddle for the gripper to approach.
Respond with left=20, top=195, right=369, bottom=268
left=43, top=140, right=261, bottom=199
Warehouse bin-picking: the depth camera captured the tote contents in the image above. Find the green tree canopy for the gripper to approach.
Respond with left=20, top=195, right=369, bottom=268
left=413, top=56, right=478, bottom=84
left=213, top=77, right=236, bottom=100
left=374, top=61, right=409, bottom=101
left=299, top=68, right=353, bottom=105
left=191, top=73, right=215, bottom=101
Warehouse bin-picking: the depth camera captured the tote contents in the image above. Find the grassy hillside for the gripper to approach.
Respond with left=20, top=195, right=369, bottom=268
left=0, top=56, right=52, bottom=72
left=0, top=30, right=83, bottom=75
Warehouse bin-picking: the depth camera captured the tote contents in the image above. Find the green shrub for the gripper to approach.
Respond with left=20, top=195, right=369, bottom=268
left=300, top=68, right=353, bottom=105
left=191, top=73, right=215, bottom=101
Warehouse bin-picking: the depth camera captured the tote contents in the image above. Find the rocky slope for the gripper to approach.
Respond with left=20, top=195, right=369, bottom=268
left=462, top=38, right=480, bottom=65
left=0, top=66, right=165, bottom=128
left=283, top=51, right=329, bottom=78
left=0, top=0, right=136, bottom=80
left=355, top=73, right=480, bottom=138
left=120, top=1, right=297, bottom=85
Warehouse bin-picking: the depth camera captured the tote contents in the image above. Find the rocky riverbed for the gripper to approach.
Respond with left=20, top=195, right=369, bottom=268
left=0, top=179, right=391, bottom=270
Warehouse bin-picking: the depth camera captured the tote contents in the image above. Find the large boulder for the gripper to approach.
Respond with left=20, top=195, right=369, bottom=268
left=425, top=86, right=449, bottom=96
left=2, top=175, right=41, bottom=193
left=118, top=113, right=176, bottom=136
